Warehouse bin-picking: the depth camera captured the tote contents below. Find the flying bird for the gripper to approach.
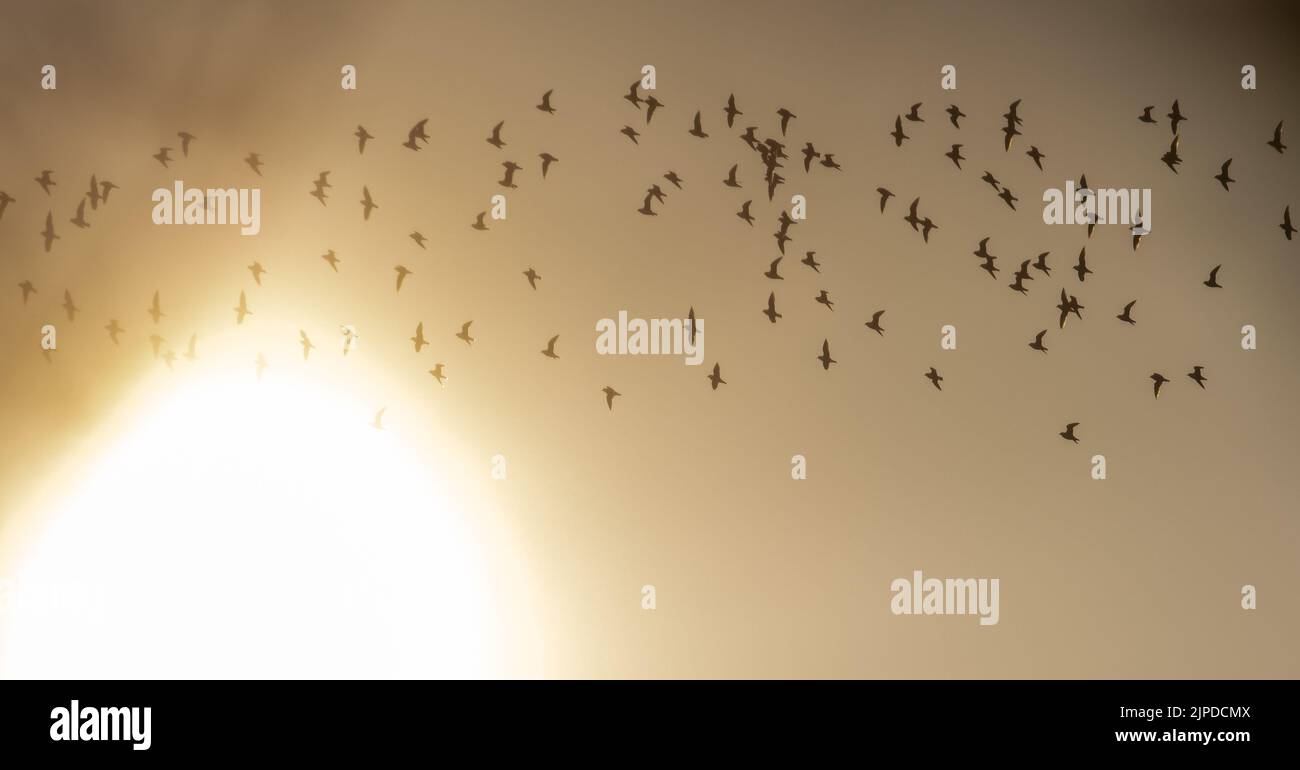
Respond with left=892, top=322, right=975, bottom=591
left=1004, top=99, right=1023, bottom=126
left=1161, top=135, right=1182, bottom=173
left=394, top=265, right=413, bottom=292
left=924, top=367, right=943, bottom=391
left=153, top=147, right=173, bottom=167
left=801, top=143, right=819, bottom=172
left=801, top=251, right=821, bottom=273
left=41, top=212, right=58, bottom=252
left=819, top=154, right=841, bottom=171
left=1029, top=330, right=1048, bottom=354
left=688, top=111, right=709, bottom=139
left=360, top=186, right=377, bottom=219
left=487, top=121, right=506, bottom=149
left=737, top=200, right=755, bottom=225
left=404, top=118, right=430, bottom=150
left=539, top=152, right=558, bottom=178
left=429, top=364, right=446, bottom=385
left=946, top=104, right=965, bottom=128
left=245, top=153, right=264, bottom=175
left=234, top=291, right=251, bottom=324
left=945, top=144, right=965, bottom=169
left=1188, top=366, right=1208, bottom=389
left=1204, top=265, right=1222, bottom=288
left=354, top=125, right=373, bottom=154
left=707, top=364, right=726, bottom=390
left=623, top=80, right=642, bottom=109
left=764, top=257, right=783, bottom=280
left=299, top=330, right=315, bottom=360
left=864, top=310, right=885, bottom=336
left=411, top=322, right=428, bottom=352
left=1138, top=106, right=1157, bottom=124
left=1117, top=300, right=1137, bottom=325
left=321, top=249, right=340, bottom=272
left=724, top=164, right=742, bottom=187
left=523, top=268, right=541, bottom=289
left=644, top=95, right=663, bottom=124
left=603, top=386, right=621, bottom=410
left=1151, top=372, right=1170, bottom=399
left=1280, top=206, right=1295, bottom=241
left=1032, top=251, right=1051, bottom=275
left=18, top=280, right=36, bottom=304
left=724, top=94, right=742, bottom=127
left=87, top=174, right=102, bottom=210
left=1026, top=145, right=1045, bottom=170
left=456, top=321, right=474, bottom=346
left=817, top=340, right=836, bottom=370
left=105, top=319, right=122, bottom=344
left=1167, top=100, right=1186, bottom=134
left=148, top=291, right=164, bottom=324
left=537, top=89, right=556, bottom=114
left=998, top=187, right=1018, bottom=210
left=890, top=116, right=908, bottom=146
left=776, top=107, right=796, bottom=135
left=904, top=103, right=923, bottom=122
left=0, top=190, right=13, bottom=220
left=1060, top=423, right=1079, bottom=443
left=472, top=212, right=489, bottom=231
left=1267, top=121, right=1286, bottom=153
left=762, top=292, right=782, bottom=323
left=1214, top=159, right=1234, bottom=191
left=981, top=171, right=1000, bottom=191
left=904, top=198, right=922, bottom=230
left=69, top=198, right=89, bottom=228
left=814, top=290, right=834, bottom=310
left=61, top=290, right=78, bottom=321
left=1074, top=248, right=1092, bottom=282
left=410, top=231, right=427, bottom=249
left=177, top=131, right=196, bottom=156
left=876, top=187, right=894, bottom=213
left=664, top=171, right=684, bottom=189
left=35, top=170, right=55, bottom=195
left=541, top=335, right=559, bottom=359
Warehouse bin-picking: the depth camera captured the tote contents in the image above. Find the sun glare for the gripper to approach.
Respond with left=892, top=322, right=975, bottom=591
left=1, top=364, right=509, bottom=678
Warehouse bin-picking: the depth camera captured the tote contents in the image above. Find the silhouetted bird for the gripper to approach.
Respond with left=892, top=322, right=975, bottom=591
left=1060, top=422, right=1079, bottom=443
left=62, top=290, right=78, bottom=321
left=234, top=291, right=251, bottom=324
left=801, top=251, right=821, bottom=273
left=522, top=268, right=541, bottom=289
left=981, top=171, right=1000, bottom=190
left=300, top=330, right=315, bottom=360
left=1029, top=330, right=1048, bottom=354
left=457, top=321, right=474, bottom=345
left=603, top=386, right=621, bottom=410
left=664, top=171, right=683, bottom=189
left=360, top=186, right=377, bottom=219
left=737, top=200, right=754, bottom=225
left=777, top=108, right=796, bottom=135
left=724, top=164, right=741, bottom=187
left=946, top=104, right=965, bottom=128
left=1204, top=265, right=1222, bottom=288
left=248, top=262, right=266, bottom=285
left=707, top=363, right=726, bottom=390
left=891, top=116, right=908, bottom=146
left=245, top=153, right=264, bottom=175
left=819, top=154, right=841, bottom=171
left=724, top=94, right=741, bottom=127
left=487, top=121, right=506, bottom=148
left=410, top=322, right=428, bottom=352
left=499, top=161, right=521, bottom=189
left=763, top=292, right=782, bottom=323
left=1117, top=300, right=1137, bottom=325
left=621, top=126, right=640, bottom=145
left=18, top=280, right=36, bottom=304
left=1138, top=106, right=1157, bottom=124
left=105, top=319, right=122, bottom=345
left=1188, top=366, right=1208, bottom=389
left=148, top=291, right=164, bottom=324
left=1214, top=159, right=1235, bottom=191
left=1161, top=135, right=1181, bottom=173
left=1167, top=100, right=1186, bottom=135
left=1151, top=372, right=1169, bottom=398
left=472, top=212, right=489, bottom=231
left=905, top=103, right=923, bottom=122
left=429, top=364, right=446, bottom=385
left=814, top=290, right=834, bottom=310
left=537, top=89, right=556, bottom=114
left=998, top=187, right=1018, bottom=210
left=925, top=367, right=943, bottom=391
left=1267, top=121, right=1286, bottom=153
left=689, top=112, right=709, bottom=138
left=539, top=152, right=558, bottom=178
left=1026, top=145, right=1045, bottom=170
left=1032, top=251, right=1051, bottom=276
left=395, top=265, right=413, bottom=292
left=35, top=170, right=55, bottom=195
left=764, top=257, right=783, bottom=280
left=945, top=144, right=965, bottom=169
left=153, top=147, right=173, bottom=167
left=321, top=249, right=340, bottom=271
left=644, top=95, right=663, bottom=124
left=178, top=131, right=196, bottom=156
left=404, top=118, right=430, bottom=150
left=864, top=310, right=885, bottom=336
left=817, top=340, right=836, bottom=370
left=876, top=187, right=894, bottom=213
left=542, top=335, right=559, bottom=359
left=410, top=231, right=427, bottom=249
left=1074, top=248, right=1092, bottom=282
left=41, top=212, right=58, bottom=251
left=70, top=199, right=89, bottom=229
left=355, top=125, right=372, bottom=154
left=1280, top=206, right=1295, bottom=241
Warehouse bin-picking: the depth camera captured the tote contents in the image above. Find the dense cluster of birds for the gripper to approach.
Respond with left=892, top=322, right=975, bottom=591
left=2, top=80, right=1294, bottom=443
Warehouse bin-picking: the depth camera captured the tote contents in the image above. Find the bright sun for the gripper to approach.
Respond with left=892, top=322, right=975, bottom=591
left=1, top=367, right=508, bottom=678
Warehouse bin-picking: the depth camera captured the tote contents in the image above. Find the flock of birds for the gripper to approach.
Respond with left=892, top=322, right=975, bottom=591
left=2, top=83, right=1294, bottom=443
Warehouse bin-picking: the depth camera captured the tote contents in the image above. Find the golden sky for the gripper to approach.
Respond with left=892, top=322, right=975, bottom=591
left=0, top=0, right=1297, bottom=677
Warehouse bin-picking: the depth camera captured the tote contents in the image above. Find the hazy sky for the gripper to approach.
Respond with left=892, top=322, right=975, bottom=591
left=0, top=0, right=1297, bottom=677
